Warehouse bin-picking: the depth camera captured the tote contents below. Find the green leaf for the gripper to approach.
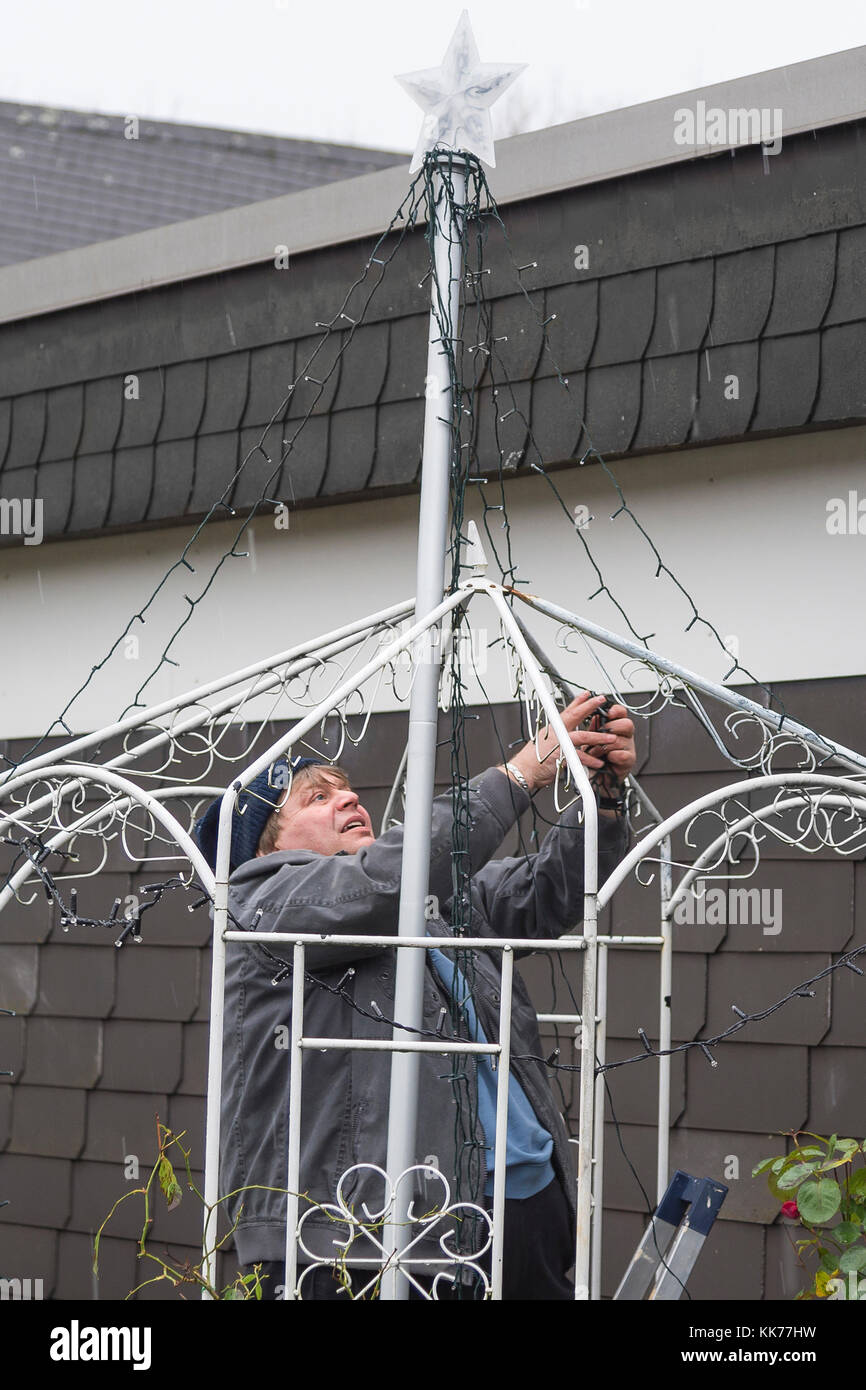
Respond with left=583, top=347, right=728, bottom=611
left=753, top=1157, right=782, bottom=1177
left=777, top=1163, right=821, bottom=1190
left=834, top=1221, right=860, bottom=1247
left=157, top=1154, right=182, bottom=1212
left=834, top=1138, right=860, bottom=1156
left=848, top=1169, right=866, bottom=1200
left=839, top=1247, right=866, bottom=1275
left=819, top=1248, right=840, bottom=1273
left=797, top=1178, right=842, bottom=1224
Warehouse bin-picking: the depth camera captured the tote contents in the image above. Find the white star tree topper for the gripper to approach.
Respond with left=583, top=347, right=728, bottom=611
left=396, top=10, right=527, bottom=172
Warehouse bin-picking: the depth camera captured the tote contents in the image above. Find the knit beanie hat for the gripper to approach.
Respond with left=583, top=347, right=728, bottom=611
left=194, top=756, right=323, bottom=875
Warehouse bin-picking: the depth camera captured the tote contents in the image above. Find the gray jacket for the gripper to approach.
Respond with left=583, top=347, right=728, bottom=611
left=221, top=767, right=628, bottom=1267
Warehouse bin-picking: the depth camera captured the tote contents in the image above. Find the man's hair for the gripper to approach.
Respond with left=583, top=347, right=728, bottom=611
left=256, top=763, right=353, bottom=856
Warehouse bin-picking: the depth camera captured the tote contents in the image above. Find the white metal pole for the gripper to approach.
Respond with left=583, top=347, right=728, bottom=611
left=589, top=941, right=608, bottom=1300
left=490, top=946, right=513, bottom=1301
left=285, top=942, right=306, bottom=1298
left=657, top=837, right=673, bottom=1203
left=381, top=153, right=467, bottom=1300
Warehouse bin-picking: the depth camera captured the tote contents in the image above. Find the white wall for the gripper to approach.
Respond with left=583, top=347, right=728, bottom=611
left=0, top=425, right=864, bottom=740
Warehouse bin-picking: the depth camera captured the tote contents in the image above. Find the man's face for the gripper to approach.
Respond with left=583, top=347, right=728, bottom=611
left=260, top=772, right=375, bottom=857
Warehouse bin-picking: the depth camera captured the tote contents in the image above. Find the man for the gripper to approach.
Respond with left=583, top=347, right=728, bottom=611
left=195, top=691, right=636, bottom=1300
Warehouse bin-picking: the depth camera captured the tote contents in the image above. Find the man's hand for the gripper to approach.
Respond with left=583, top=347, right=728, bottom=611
left=498, top=692, right=636, bottom=797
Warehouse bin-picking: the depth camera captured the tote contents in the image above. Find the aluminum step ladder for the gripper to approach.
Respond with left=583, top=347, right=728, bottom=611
left=614, top=1170, right=728, bottom=1300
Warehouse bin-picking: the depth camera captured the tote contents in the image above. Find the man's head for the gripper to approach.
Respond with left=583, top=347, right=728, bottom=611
left=257, top=762, right=375, bottom=858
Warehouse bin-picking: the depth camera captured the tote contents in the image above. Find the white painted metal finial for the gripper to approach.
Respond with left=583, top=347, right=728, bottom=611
left=463, top=519, right=488, bottom=574
left=396, top=10, right=527, bottom=173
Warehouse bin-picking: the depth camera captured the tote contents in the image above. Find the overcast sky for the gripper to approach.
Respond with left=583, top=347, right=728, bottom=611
left=3, top=0, right=865, bottom=149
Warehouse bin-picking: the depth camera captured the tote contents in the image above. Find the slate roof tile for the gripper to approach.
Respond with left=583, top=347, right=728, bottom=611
left=380, top=314, right=427, bottom=403
left=369, top=398, right=423, bottom=489
left=187, top=431, right=239, bottom=514
left=332, top=322, right=389, bottom=411
left=178, top=1021, right=208, bottom=1096
left=106, top=445, right=154, bottom=528
left=286, top=332, right=343, bottom=418
left=232, top=427, right=285, bottom=510
left=683, top=1042, right=807, bottom=1131
left=167, top=1092, right=205, bottom=1161
left=241, top=343, right=294, bottom=429
left=0, top=888, right=52, bottom=943
left=607, top=948, right=706, bottom=1041
left=752, top=333, right=820, bottom=430
left=632, top=352, right=697, bottom=451
left=158, top=361, right=207, bottom=442
left=37, top=457, right=74, bottom=535
left=669, top=1128, right=782, bottom=1223
left=542, top=280, right=598, bottom=377
left=21, top=1018, right=102, bottom=1087
left=82, top=1089, right=168, bottom=1163
left=764, top=232, right=836, bottom=336
left=9, top=1084, right=86, bottom=1157
left=678, top=1219, right=764, bottom=1301
left=198, top=351, right=249, bottom=435
left=93, top=1022, right=181, bottom=1100
left=0, top=945, right=38, bottom=1014
left=598, top=1120, right=657, bottom=1212
left=0, top=467, right=36, bottom=553
left=67, top=451, right=112, bottom=532
left=0, top=397, right=10, bottom=469
left=57, top=1228, right=136, bottom=1300
left=115, top=369, right=164, bottom=449
left=709, top=246, right=775, bottom=346
left=69, top=1158, right=149, bottom=1239
left=646, top=259, right=713, bottom=357
left=716, top=859, right=853, bottom=954
left=7, top=391, right=46, bottom=469
left=490, top=291, right=546, bottom=380
left=78, top=376, right=124, bottom=455
left=583, top=361, right=641, bottom=455
left=472, top=382, right=530, bottom=475
left=529, top=372, right=584, bottom=464
left=705, top=952, right=830, bottom=1045
left=321, top=407, right=377, bottom=496
left=691, top=341, right=759, bottom=441
left=0, top=1016, right=25, bottom=1082
left=277, top=412, right=328, bottom=501
left=0, top=1223, right=57, bottom=1293
left=41, top=383, right=84, bottom=463
left=194, top=950, right=211, bottom=1020
left=590, top=269, right=655, bottom=368
left=0, top=100, right=404, bottom=268
left=148, top=438, right=196, bottom=521
left=34, top=944, right=115, bottom=1018
left=813, top=322, right=866, bottom=422
left=0, top=1083, right=10, bottom=1147
left=809, top=1046, right=866, bottom=1134
left=130, top=873, right=213, bottom=948
left=114, top=946, right=199, bottom=1021
left=824, top=224, right=866, bottom=326
left=0, top=1154, right=71, bottom=1228
left=597, top=1036, right=686, bottom=1127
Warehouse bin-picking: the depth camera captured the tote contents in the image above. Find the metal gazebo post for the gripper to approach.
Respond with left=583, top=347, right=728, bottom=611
left=377, top=11, right=526, bottom=1298
left=380, top=149, right=467, bottom=1299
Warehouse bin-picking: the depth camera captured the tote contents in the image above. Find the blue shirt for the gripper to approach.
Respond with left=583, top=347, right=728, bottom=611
left=429, top=948, right=555, bottom=1199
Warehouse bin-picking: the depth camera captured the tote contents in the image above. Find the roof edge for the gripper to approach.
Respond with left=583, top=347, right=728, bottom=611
left=2, top=43, right=865, bottom=326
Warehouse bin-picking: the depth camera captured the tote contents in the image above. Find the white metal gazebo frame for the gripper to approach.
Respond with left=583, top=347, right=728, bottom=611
left=2, top=574, right=865, bottom=1299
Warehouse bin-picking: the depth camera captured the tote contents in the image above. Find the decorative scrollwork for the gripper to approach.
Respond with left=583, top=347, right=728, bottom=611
left=293, top=1163, right=493, bottom=1300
